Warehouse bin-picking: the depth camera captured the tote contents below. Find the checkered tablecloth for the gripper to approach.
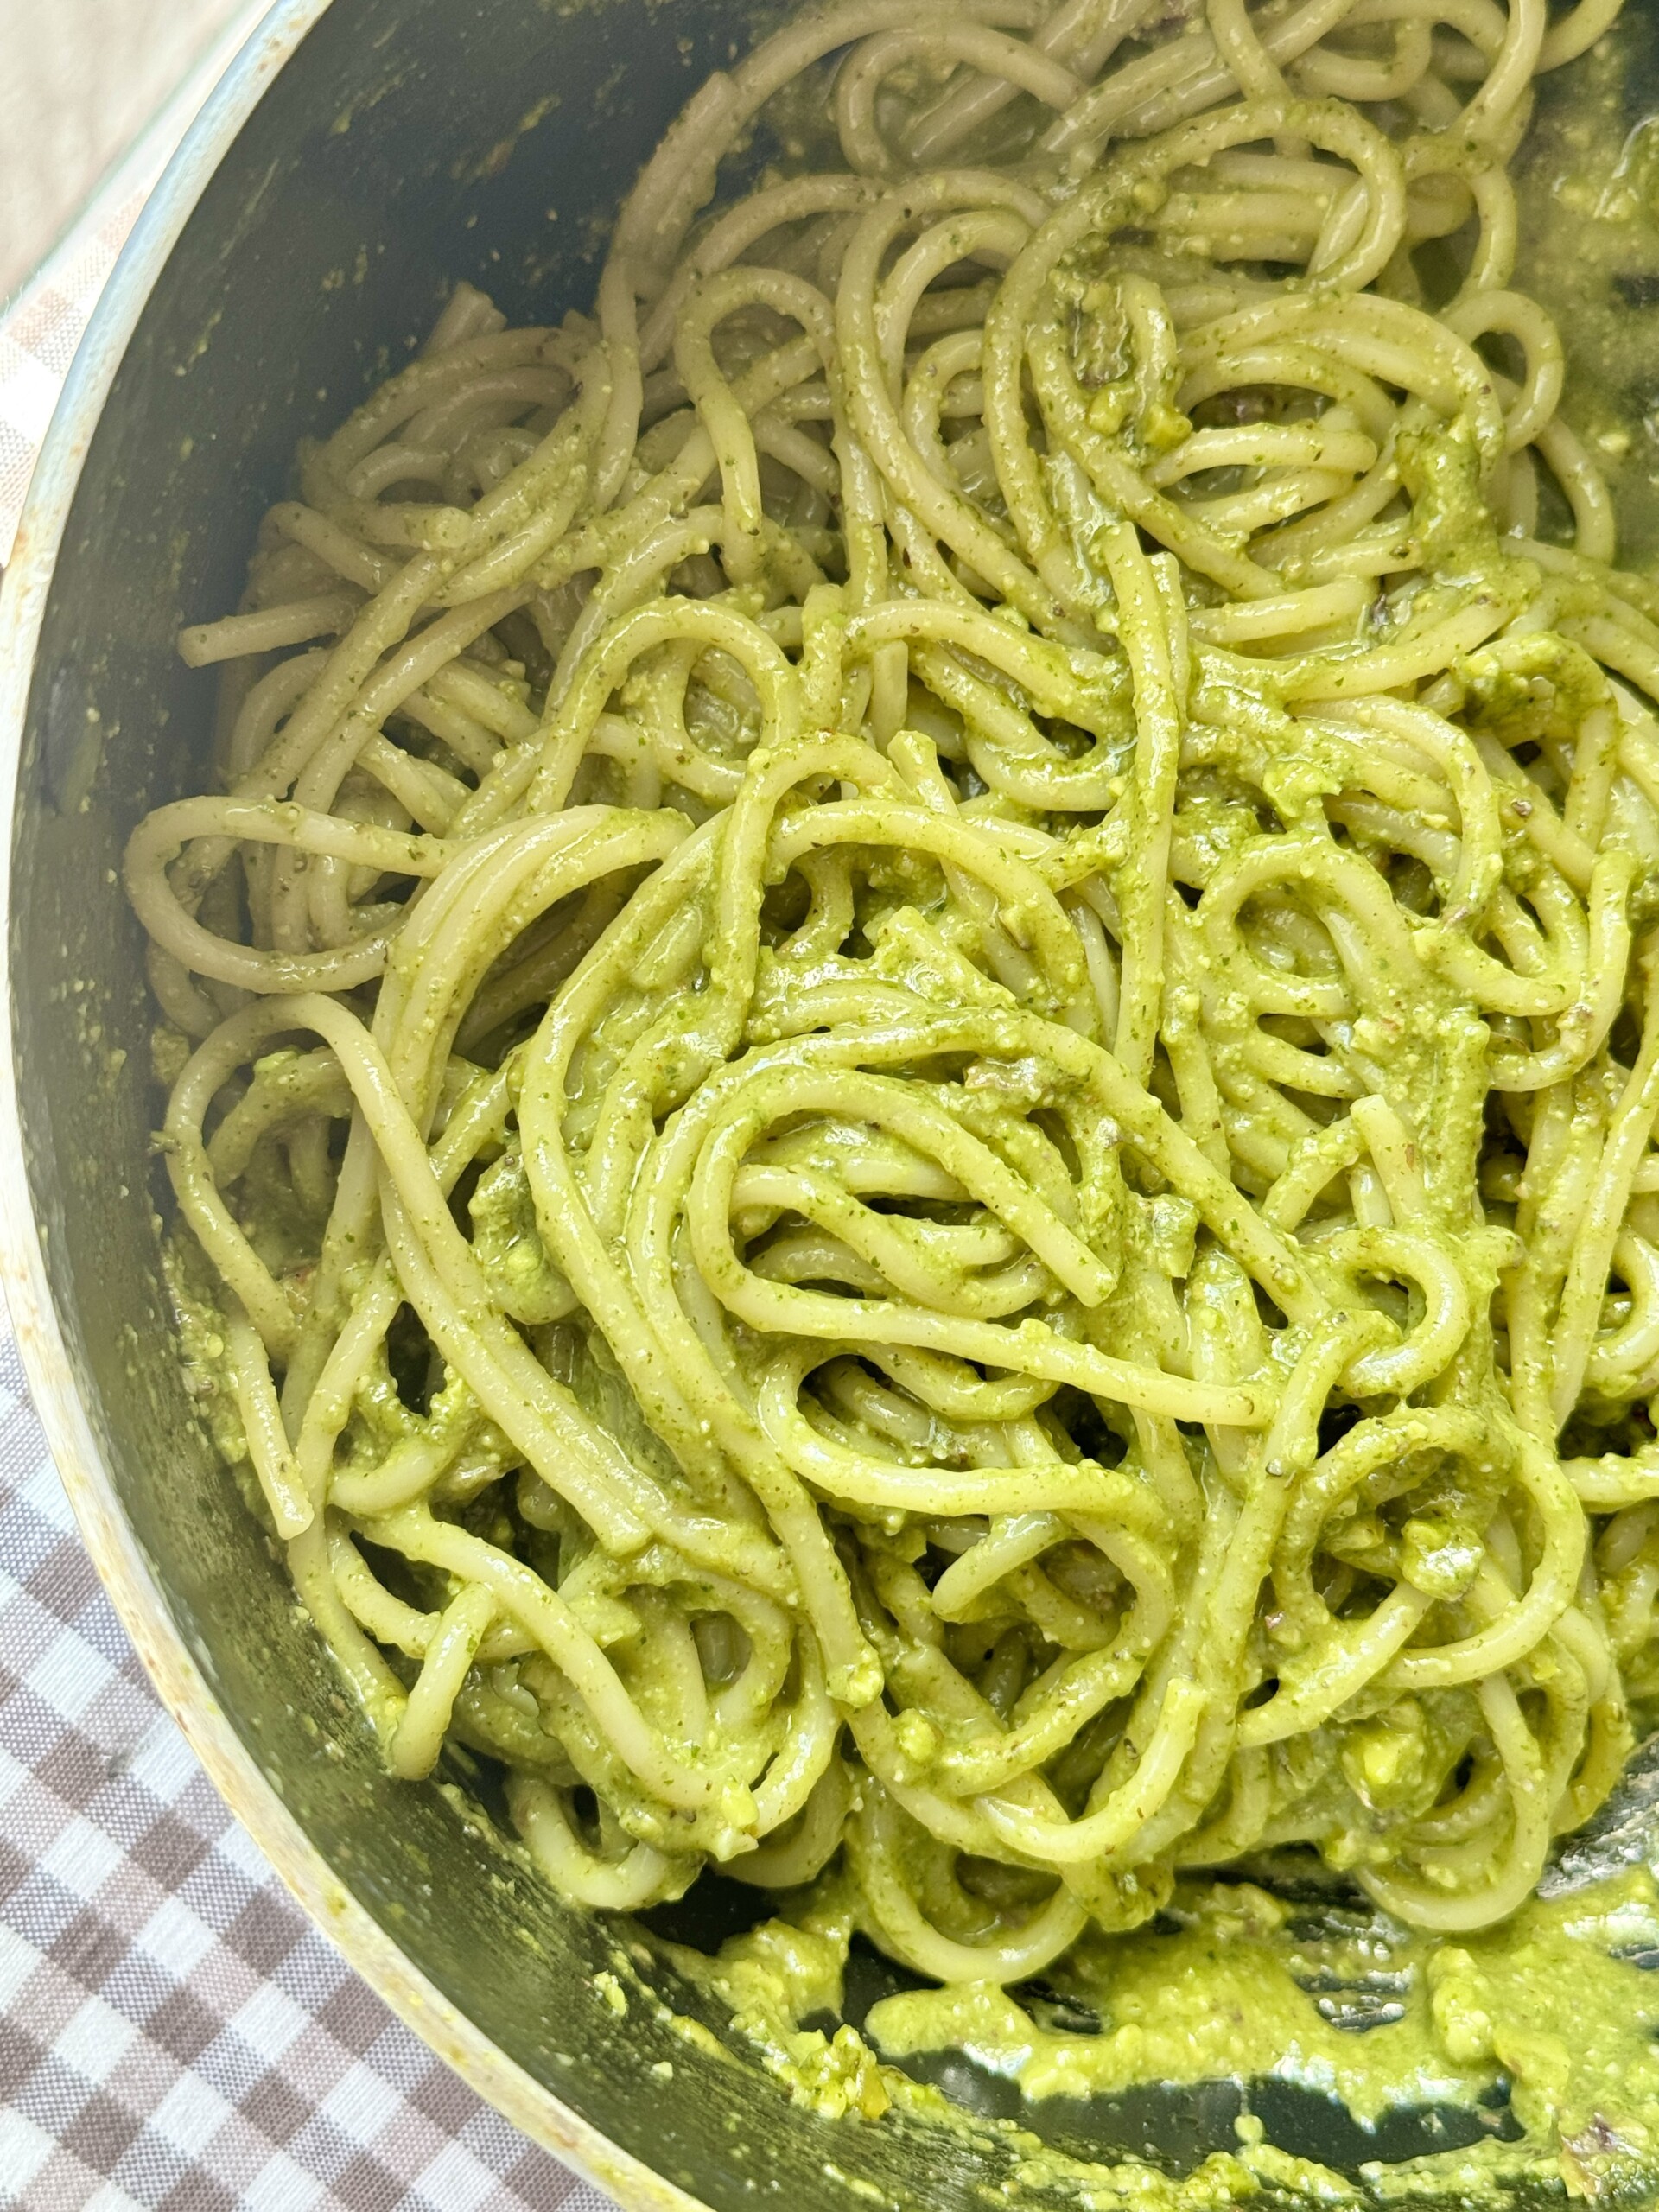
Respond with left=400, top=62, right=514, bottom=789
left=0, top=32, right=623, bottom=2212
left=0, top=1333, right=614, bottom=2212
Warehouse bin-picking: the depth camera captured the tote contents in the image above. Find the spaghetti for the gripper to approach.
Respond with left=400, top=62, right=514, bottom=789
left=129, top=0, right=1659, bottom=1987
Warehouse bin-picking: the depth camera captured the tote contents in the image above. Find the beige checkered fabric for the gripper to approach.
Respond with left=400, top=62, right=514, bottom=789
left=0, top=1344, right=617, bottom=2212
left=0, top=160, right=156, bottom=569
left=0, top=74, right=622, bottom=2212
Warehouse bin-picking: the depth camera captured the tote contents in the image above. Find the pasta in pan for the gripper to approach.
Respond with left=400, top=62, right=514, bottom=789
left=128, top=0, right=1659, bottom=1989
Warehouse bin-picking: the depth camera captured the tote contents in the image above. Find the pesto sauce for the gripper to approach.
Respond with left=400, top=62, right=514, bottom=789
left=666, top=1858, right=1659, bottom=2206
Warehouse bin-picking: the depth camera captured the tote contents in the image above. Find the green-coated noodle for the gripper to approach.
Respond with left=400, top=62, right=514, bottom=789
left=130, top=0, right=1659, bottom=1986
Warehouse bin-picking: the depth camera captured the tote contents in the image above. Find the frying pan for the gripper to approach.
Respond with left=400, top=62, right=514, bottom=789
left=0, top=5, right=1650, bottom=2204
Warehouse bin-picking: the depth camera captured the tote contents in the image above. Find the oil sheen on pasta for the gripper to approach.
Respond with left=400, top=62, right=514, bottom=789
left=132, top=0, right=1659, bottom=2194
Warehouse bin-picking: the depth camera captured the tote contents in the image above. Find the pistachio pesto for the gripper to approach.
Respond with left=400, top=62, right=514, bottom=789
left=661, top=1851, right=1659, bottom=2205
